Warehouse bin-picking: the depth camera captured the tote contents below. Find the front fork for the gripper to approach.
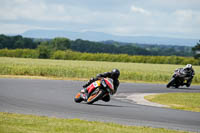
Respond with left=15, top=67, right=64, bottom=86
left=173, top=74, right=185, bottom=86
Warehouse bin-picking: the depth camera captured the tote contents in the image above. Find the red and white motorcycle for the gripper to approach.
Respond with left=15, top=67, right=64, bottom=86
left=74, top=78, right=114, bottom=104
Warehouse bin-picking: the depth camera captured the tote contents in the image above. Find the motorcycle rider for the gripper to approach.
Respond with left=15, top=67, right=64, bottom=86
left=176, top=64, right=195, bottom=87
left=82, top=69, right=120, bottom=102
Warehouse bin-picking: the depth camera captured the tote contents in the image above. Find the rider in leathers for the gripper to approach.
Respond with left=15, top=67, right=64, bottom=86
left=82, top=69, right=120, bottom=102
left=176, top=64, right=195, bottom=87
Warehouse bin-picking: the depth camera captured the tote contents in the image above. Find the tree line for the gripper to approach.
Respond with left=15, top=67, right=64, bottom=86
left=0, top=34, right=198, bottom=58
left=0, top=34, right=38, bottom=49
left=0, top=34, right=200, bottom=65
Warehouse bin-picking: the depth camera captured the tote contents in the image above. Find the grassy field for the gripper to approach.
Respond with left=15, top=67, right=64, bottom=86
left=0, top=112, right=192, bottom=133
left=0, top=57, right=200, bottom=83
left=145, top=93, right=200, bottom=112
left=0, top=57, right=199, bottom=132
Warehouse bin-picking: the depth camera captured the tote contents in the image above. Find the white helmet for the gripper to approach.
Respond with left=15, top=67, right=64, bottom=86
left=184, top=64, right=192, bottom=70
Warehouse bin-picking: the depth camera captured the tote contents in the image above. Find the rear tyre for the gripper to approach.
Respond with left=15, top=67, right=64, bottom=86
left=166, top=78, right=175, bottom=88
left=87, top=90, right=105, bottom=104
left=101, top=94, right=110, bottom=102
left=74, top=92, right=83, bottom=103
left=175, top=85, right=179, bottom=88
left=186, top=84, right=190, bottom=87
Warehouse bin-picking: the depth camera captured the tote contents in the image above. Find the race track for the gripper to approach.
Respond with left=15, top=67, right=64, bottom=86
left=0, top=78, right=200, bottom=132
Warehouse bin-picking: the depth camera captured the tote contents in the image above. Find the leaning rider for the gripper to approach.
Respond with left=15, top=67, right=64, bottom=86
left=82, top=69, right=120, bottom=102
left=177, top=64, right=195, bottom=87
left=182, top=64, right=195, bottom=87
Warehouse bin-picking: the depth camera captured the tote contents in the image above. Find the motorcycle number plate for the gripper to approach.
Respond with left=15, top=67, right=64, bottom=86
left=93, top=81, right=101, bottom=88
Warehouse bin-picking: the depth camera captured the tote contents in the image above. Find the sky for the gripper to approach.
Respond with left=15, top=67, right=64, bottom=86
left=0, top=0, right=200, bottom=39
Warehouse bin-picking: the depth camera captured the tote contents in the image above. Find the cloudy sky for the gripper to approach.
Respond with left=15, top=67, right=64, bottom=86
left=0, top=0, right=200, bottom=39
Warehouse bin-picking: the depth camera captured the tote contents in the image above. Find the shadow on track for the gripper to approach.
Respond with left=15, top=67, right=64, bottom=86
left=85, top=103, right=128, bottom=108
left=168, top=87, right=200, bottom=91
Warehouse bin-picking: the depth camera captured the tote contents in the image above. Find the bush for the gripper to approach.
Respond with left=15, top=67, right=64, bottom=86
left=0, top=49, right=200, bottom=65
left=0, top=49, right=39, bottom=58
left=37, top=45, right=51, bottom=59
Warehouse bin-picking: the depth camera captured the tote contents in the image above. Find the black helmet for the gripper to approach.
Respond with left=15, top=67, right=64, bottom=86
left=111, top=69, right=120, bottom=79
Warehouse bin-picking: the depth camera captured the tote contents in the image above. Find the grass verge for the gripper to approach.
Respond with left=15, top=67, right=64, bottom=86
left=0, top=74, right=170, bottom=85
left=0, top=57, right=200, bottom=84
left=0, top=112, right=191, bottom=133
left=145, top=93, right=200, bottom=112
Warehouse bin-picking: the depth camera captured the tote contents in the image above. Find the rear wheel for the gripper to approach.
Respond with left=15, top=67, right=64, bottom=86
left=74, top=92, right=83, bottom=103
left=175, top=85, right=179, bottom=88
left=87, top=90, right=105, bottom=104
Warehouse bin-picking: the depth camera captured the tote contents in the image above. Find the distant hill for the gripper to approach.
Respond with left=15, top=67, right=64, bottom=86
left=22, top=29, right=199, bottom=46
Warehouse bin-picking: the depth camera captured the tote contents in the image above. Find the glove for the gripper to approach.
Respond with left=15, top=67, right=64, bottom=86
left=82, top=84, right=88, bottom=88
left=82, top=78, right=95, bottom=88
left=90, top=77, right=95, bottom=81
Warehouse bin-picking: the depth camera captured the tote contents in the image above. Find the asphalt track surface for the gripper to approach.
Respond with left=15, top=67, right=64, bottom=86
left=0, top=78, right=200, bottom=132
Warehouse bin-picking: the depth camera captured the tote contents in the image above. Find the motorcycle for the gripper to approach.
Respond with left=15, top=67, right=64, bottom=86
left=74, top=78, right=114, bottom=104
left=166, top=68, right=191, bottom=88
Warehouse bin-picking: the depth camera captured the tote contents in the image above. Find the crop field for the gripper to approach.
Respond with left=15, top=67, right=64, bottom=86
left=0, top=57, right=200, bottom=83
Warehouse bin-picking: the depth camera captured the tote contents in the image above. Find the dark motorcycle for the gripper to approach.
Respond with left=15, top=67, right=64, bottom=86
left=166, top=68, right=191, bottom=88
left=74, top=78, right=114, bottom=104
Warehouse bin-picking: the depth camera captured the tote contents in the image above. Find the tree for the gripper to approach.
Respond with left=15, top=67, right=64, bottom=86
left=37, top=42, right=51, bottom=59
left=192, top=40, right=200, bottom=59
left=0, top=34, right=39, bottom=49
left=14, top=39, right=25, bottom=48
left=50, top=37, right=70, bottom=50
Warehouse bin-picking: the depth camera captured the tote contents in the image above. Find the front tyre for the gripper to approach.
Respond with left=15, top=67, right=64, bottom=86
left=87, top=90, right=105, bottom=104
left=166, top=78, right=175, bottom=88
left=74, top=92, right=83, bottom=103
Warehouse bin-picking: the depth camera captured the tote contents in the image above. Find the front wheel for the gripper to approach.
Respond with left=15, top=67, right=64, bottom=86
left=166, top=78, right=175, bottom=88
left=74, top=92, right=84, bottom=103
left=87, top=90, right=105, bottom=104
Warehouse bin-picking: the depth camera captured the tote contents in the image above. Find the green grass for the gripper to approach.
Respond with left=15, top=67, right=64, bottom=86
left=0, top=57, right=200, bottom=83
left=145, top=93, right=200, bottom=112
left=0, top=112, right=192, bottom=133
